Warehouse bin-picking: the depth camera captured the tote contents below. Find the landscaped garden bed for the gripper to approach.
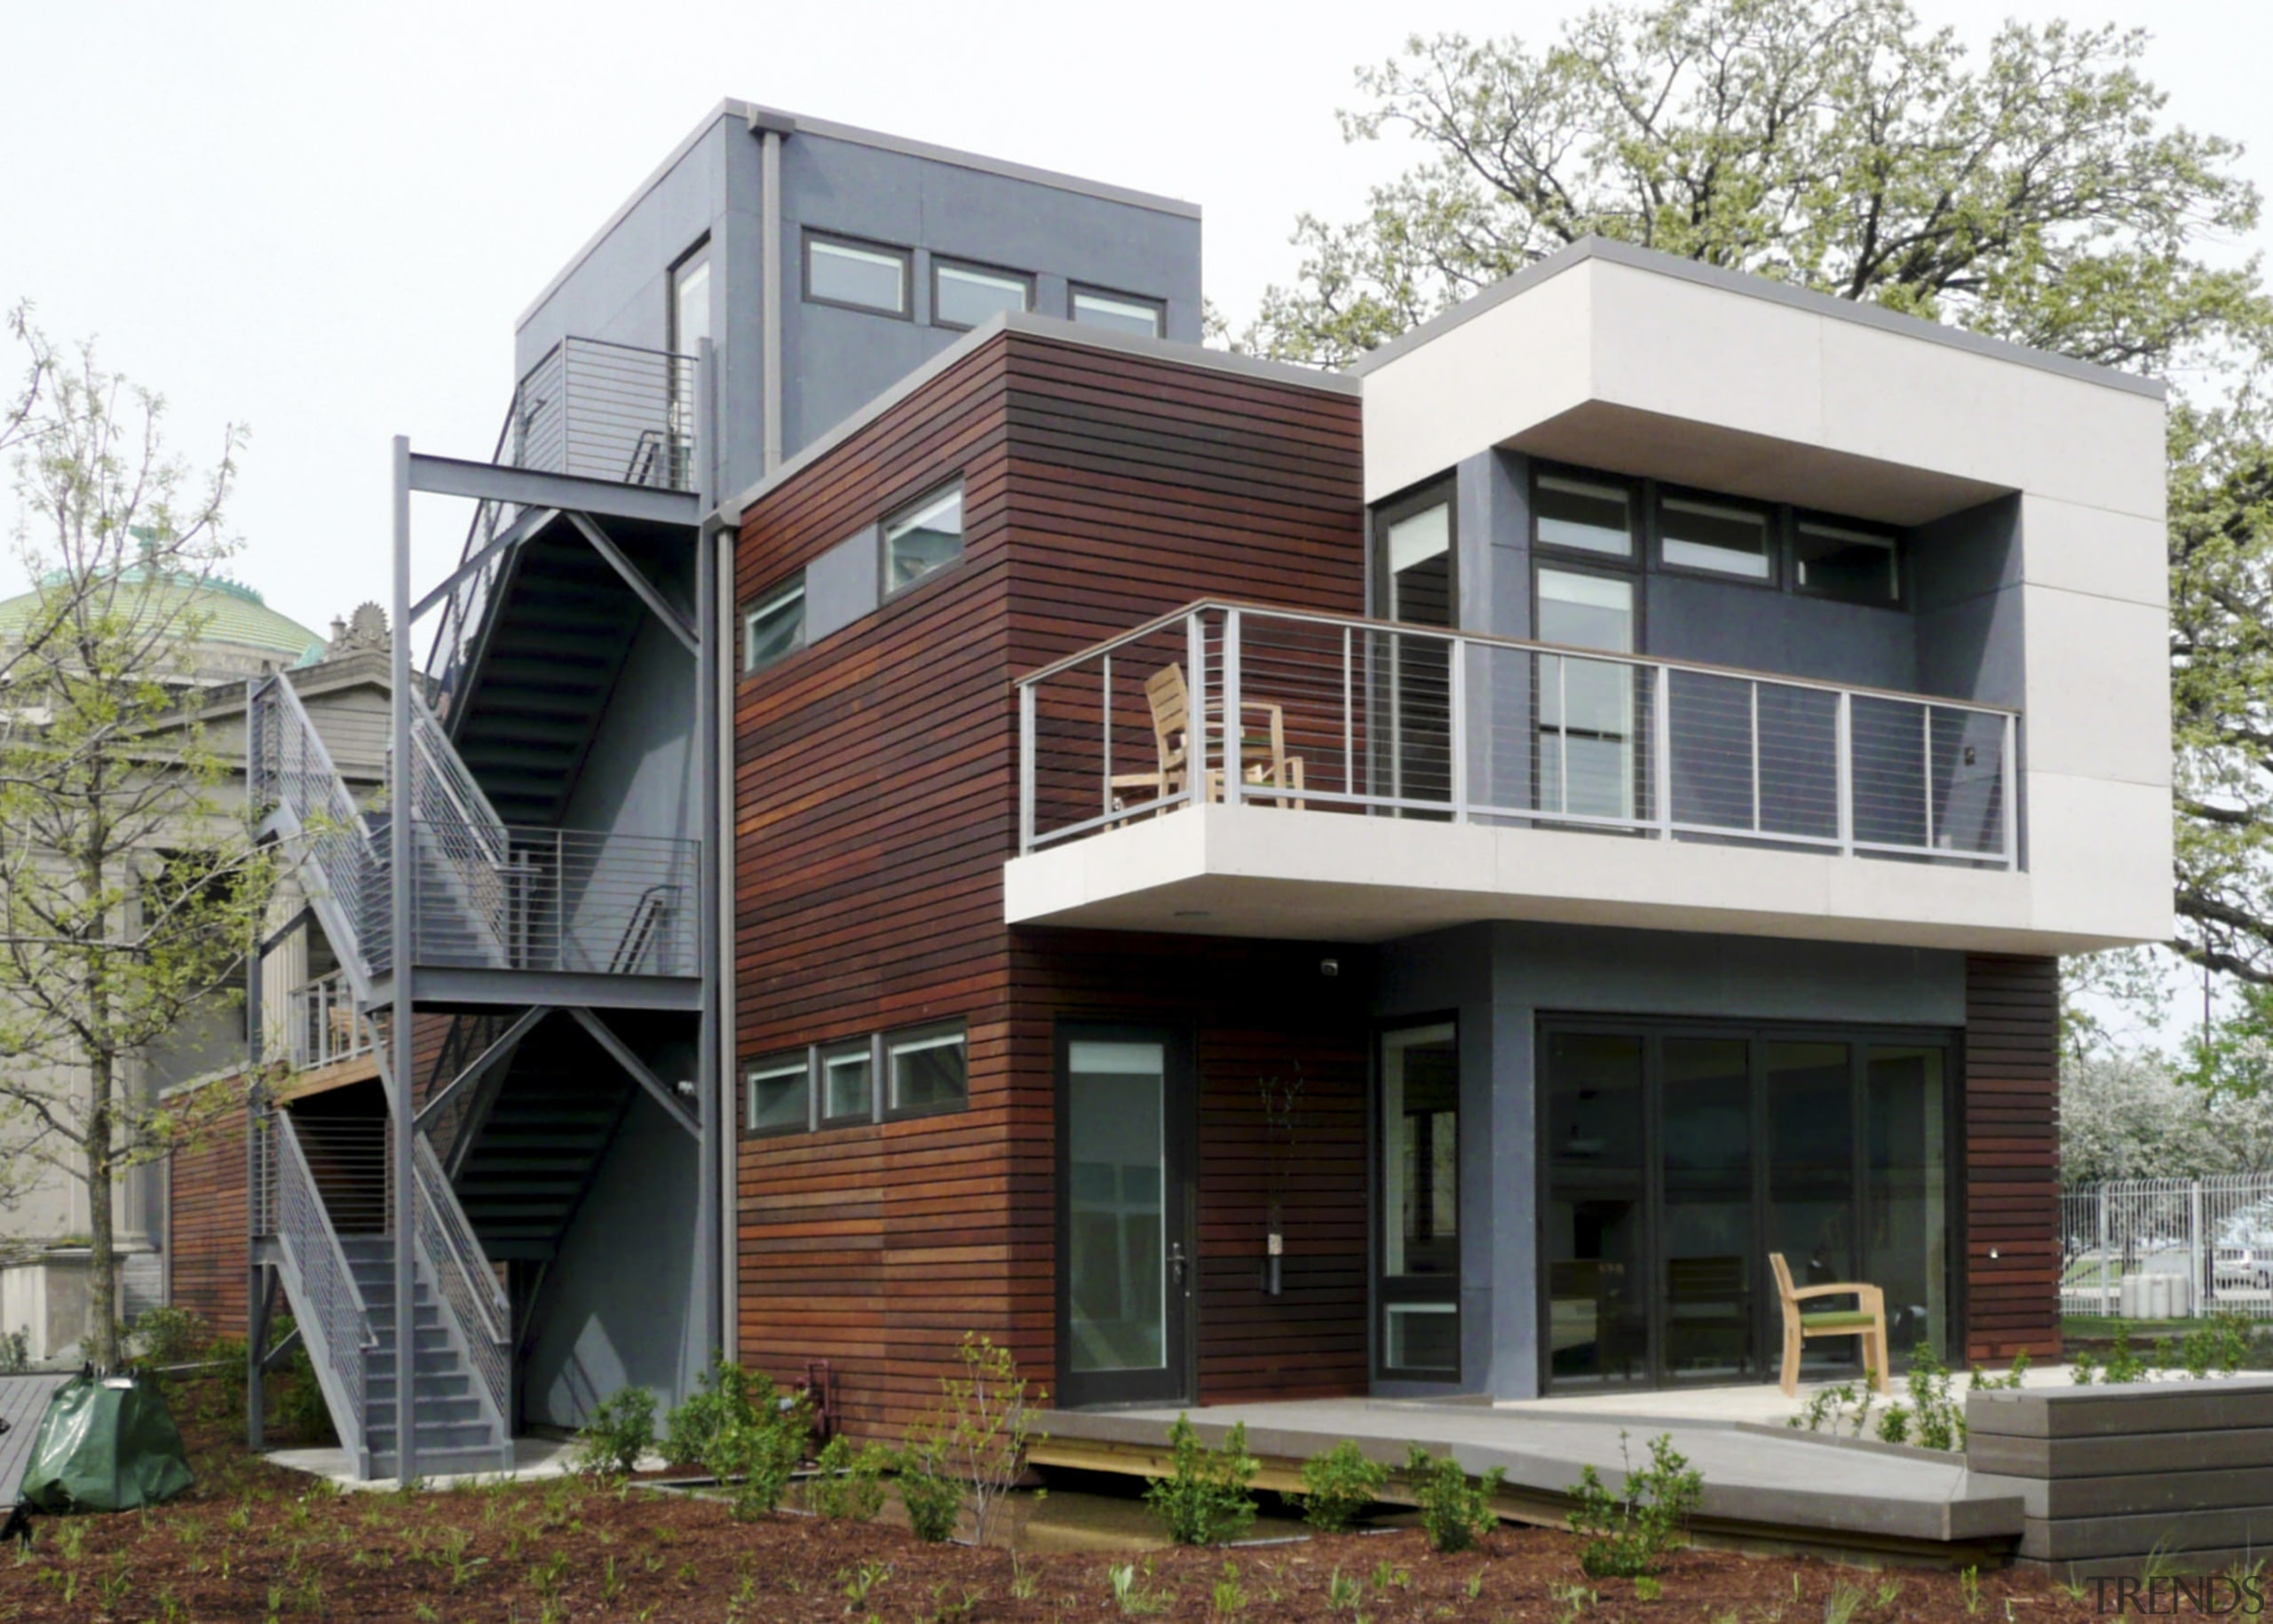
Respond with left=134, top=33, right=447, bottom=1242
left=0, top=1367, right=2131, bottom=1623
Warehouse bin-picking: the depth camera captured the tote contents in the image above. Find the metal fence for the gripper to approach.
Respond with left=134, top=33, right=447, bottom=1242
left=285, top=970, right=373, bottom=1071
left=511, top=336, right=696, bottom=491
left=1018, top=602, right=2019, bottom=867
left=2062, top=1176, right=2273, bottom=1319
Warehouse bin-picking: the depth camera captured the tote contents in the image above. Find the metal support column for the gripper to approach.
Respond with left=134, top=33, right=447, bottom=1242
left=244, top=692, right=266, bottom=1446
left=760, top=127, right=784, bottom=477
left=389, top=436, right=418, bottom=1484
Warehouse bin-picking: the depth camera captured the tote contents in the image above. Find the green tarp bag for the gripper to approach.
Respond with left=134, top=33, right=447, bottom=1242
left=17, top=1372, right=194, bottom=1513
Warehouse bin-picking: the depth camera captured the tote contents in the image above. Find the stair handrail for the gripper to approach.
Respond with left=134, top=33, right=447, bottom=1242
left=410, top=1131, right=511, bottom=1441
left=252, top=673, right=384, bottom=982
left=408, top=689, right=511, bottom=867
left=273, top=1112, right=378, bottom=1469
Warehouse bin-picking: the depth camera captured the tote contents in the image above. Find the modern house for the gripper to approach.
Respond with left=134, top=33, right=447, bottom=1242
left=168, top=102, right=2169, bottom=1477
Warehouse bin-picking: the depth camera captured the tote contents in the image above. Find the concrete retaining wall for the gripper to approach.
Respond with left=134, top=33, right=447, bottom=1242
left=1968, top=1379, right=2273, bottom=1574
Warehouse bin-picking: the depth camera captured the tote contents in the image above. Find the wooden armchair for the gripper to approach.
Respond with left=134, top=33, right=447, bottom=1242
left=1108, top=663, right=1306, bottom=817
left=1770, top=1251, right=1889, bottom=1397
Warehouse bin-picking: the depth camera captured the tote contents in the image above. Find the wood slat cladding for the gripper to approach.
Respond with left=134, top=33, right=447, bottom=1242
left=1963, top=953, right=2062, bottom=1363
left=734, top=331, right=1366, bottom=1438
left=169, top=1099, right=249, bottom=1336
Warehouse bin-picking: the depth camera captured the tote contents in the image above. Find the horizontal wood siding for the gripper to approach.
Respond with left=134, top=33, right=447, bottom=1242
left=169, top=1099, right=249, bottom=1336
left=1964, top=953, right=2062, bottom=1363
left=735, top=331, right=1366, bottom=1438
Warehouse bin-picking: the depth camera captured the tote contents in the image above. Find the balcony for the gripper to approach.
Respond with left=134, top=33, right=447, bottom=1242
left=284, top=970, right=374, bottom=1072
left=508, top=336, right=697, bottom=492
left=1007, top=603, right=2062, bottom=952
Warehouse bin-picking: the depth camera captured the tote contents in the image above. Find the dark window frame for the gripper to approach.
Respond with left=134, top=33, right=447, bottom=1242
left=1374, top=1012, right=1466, bottom=1385
left=802, top=230, right=915, bottom=320
left=1531, top=463, right=1643, bottom=566
left=1791, top=509, right=1907, bottom=610
left=1532, top=1011, right=1962, bottom=1392
left=817, top=1036, right=879, bottom=1129
left=1651, top=483, right=1782, bottom=591
left=930, top=257, right=1035, bottom=331
left=740, top=570, right=808, bottom=677
left=1067, top=282, right=1167, bottom=337
left=1369, top=477, right=1460, bottom=630
left=743, top=1048, right=814, bottom=1138
left=878, top=479, right=968, bottom=602
left=883, top=1019, right=970, bottom=1121
left=667, top=234, right=712, bottom=353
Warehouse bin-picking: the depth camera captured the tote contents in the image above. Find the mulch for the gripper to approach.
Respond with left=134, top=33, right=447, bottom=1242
left=0, top=1375, right=2122, bottom=1620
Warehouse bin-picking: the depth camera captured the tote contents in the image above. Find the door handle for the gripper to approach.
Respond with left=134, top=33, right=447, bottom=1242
left=1170, top=1241, right=1188, bottom=1288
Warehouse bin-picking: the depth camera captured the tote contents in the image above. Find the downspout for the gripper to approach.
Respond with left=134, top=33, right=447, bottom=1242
left=715, top=519, right=738, bottom=1362
left=757, top=118, right=787, bottom=477
left=692, top=337, right=724, bottom=1375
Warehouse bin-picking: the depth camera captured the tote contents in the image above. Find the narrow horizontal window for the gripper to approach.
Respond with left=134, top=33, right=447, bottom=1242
left=1795, top=519, right=1902, bottom=606
left=1070, top=286, right=1164, bottom=338
left=1535, top=474, right=1634, bottom=558
left=820, top=1040, right=875, bottom=1125
left=886, top=1022, right=968, bottom=1117
left=746, top=1053, right=810, bottom=1137
left=934, top=261, right=1032, bottom=329
left=741, top=574, right=806, bottom=674
left=883, top=483, right=965, bottom=595
left=1660, top=495, right=1772, bottom=581
left=806, top=234, right=909, bottom=316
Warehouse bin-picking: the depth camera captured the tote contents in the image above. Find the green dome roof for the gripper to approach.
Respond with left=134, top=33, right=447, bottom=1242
left=0, top=570, right=326, bottom=664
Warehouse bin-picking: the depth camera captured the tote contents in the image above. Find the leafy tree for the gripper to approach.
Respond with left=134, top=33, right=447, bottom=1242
left=1247, top=0, right=2267, bottom=373
left=1245, top=0, right=2273, bottom=988
left=0, top=321, right=277, bottom=1368
left=2060, top=1048, right=2273, bottom=1180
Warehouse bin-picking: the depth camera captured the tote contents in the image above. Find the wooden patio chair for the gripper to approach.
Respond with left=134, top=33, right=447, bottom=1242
left=1770, top=1251, right=1889, bottom=1397
left=1108, top=663, right=1305, bottom=818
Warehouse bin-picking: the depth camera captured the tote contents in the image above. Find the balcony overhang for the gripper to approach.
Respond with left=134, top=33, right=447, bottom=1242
left=1005, top=803, right=2139, bottom=956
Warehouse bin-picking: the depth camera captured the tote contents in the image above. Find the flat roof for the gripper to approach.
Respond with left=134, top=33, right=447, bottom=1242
left=723, top=311, right=1358, bottom=520
left=519, top=100, right=1201, bottom=332
left=1346, top=235, right=2167, bottom=401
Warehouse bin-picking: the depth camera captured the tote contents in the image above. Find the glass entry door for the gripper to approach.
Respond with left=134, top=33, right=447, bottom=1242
left=1540, top=1021, right=1952, bottom=1391
left=1535, top=568, right=1636, bottom=820
left=1374, top=495, right=1454, bottom=812
left=1057, top=1028, right=1193, bottom=1407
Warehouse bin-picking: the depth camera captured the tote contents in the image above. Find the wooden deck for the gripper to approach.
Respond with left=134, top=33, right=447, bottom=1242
left=0, top=1375, right=71, bottom=1504
left=1031, top=1396, right=2026, bottom=1568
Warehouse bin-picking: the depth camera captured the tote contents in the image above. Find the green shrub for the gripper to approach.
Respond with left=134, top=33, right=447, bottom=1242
left=806, top=1435, right=891, bottom=1521
left=1144, top=1415, right=1259, bottom=1546
left=898, top=1445, right=964, bottom=1542
left=661, top=1358, right=774, bottom=1469
left=573, top=1387, right=658, bottom=1479
left=899, top=1334, right=1046, bottom=1550
left=1403, top=1446, right=1504, bottom=1554
left=1565, top=1431, right=1702, bottom=1579
left=703, top=1389, right=812, bottom=1519
left=1295, top=1439, right=1390, bottom=1533
left=131, top=1305, right=211, bottom=1367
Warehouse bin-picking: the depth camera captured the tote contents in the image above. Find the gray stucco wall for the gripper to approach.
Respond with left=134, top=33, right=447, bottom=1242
left=558, top=609, right=699, bottom=845
left=517, top=112, right=1202, bottom=503
left=523, top=1081, right=701, bottom=1426
left=1373, top=921, right=1967, bottom=1398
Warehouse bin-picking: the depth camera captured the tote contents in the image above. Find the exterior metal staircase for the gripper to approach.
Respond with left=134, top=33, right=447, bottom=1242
left=451, top=1024, right=638, bottom=1261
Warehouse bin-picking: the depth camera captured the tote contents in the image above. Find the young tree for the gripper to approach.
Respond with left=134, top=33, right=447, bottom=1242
left=1245, top=0, right=2273, bottom=984
left=0, top=321, right=276, bottom=1368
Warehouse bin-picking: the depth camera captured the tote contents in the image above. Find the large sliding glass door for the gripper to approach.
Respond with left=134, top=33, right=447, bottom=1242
left=1539, top=1019, right=1953, bottom=1391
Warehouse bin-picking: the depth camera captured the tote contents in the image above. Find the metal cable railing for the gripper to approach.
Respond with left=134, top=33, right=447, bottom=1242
left=412, top=1133, right=511, bottom=1438
left=1017, top=601, right=2020, bottom=870
left=273, top=1113, right=377, bottom=1462
left=284, top=970, right=374, bottom=1071
left=402, top=820, right=696, bottom=977
left=251, top=674, right=387, bottom=977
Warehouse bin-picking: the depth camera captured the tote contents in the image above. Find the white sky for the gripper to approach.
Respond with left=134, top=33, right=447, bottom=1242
left=4, top=0, right=2266, bottom=632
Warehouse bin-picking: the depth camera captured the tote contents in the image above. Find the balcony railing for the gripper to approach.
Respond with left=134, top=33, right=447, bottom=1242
left=511, top=336, right=696, bottom=491
left=425, top=334, right=696, bottom=715
left=1015, top=603, right=2018, bottom=870
left=285, top=970, right=373, bottom=1072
